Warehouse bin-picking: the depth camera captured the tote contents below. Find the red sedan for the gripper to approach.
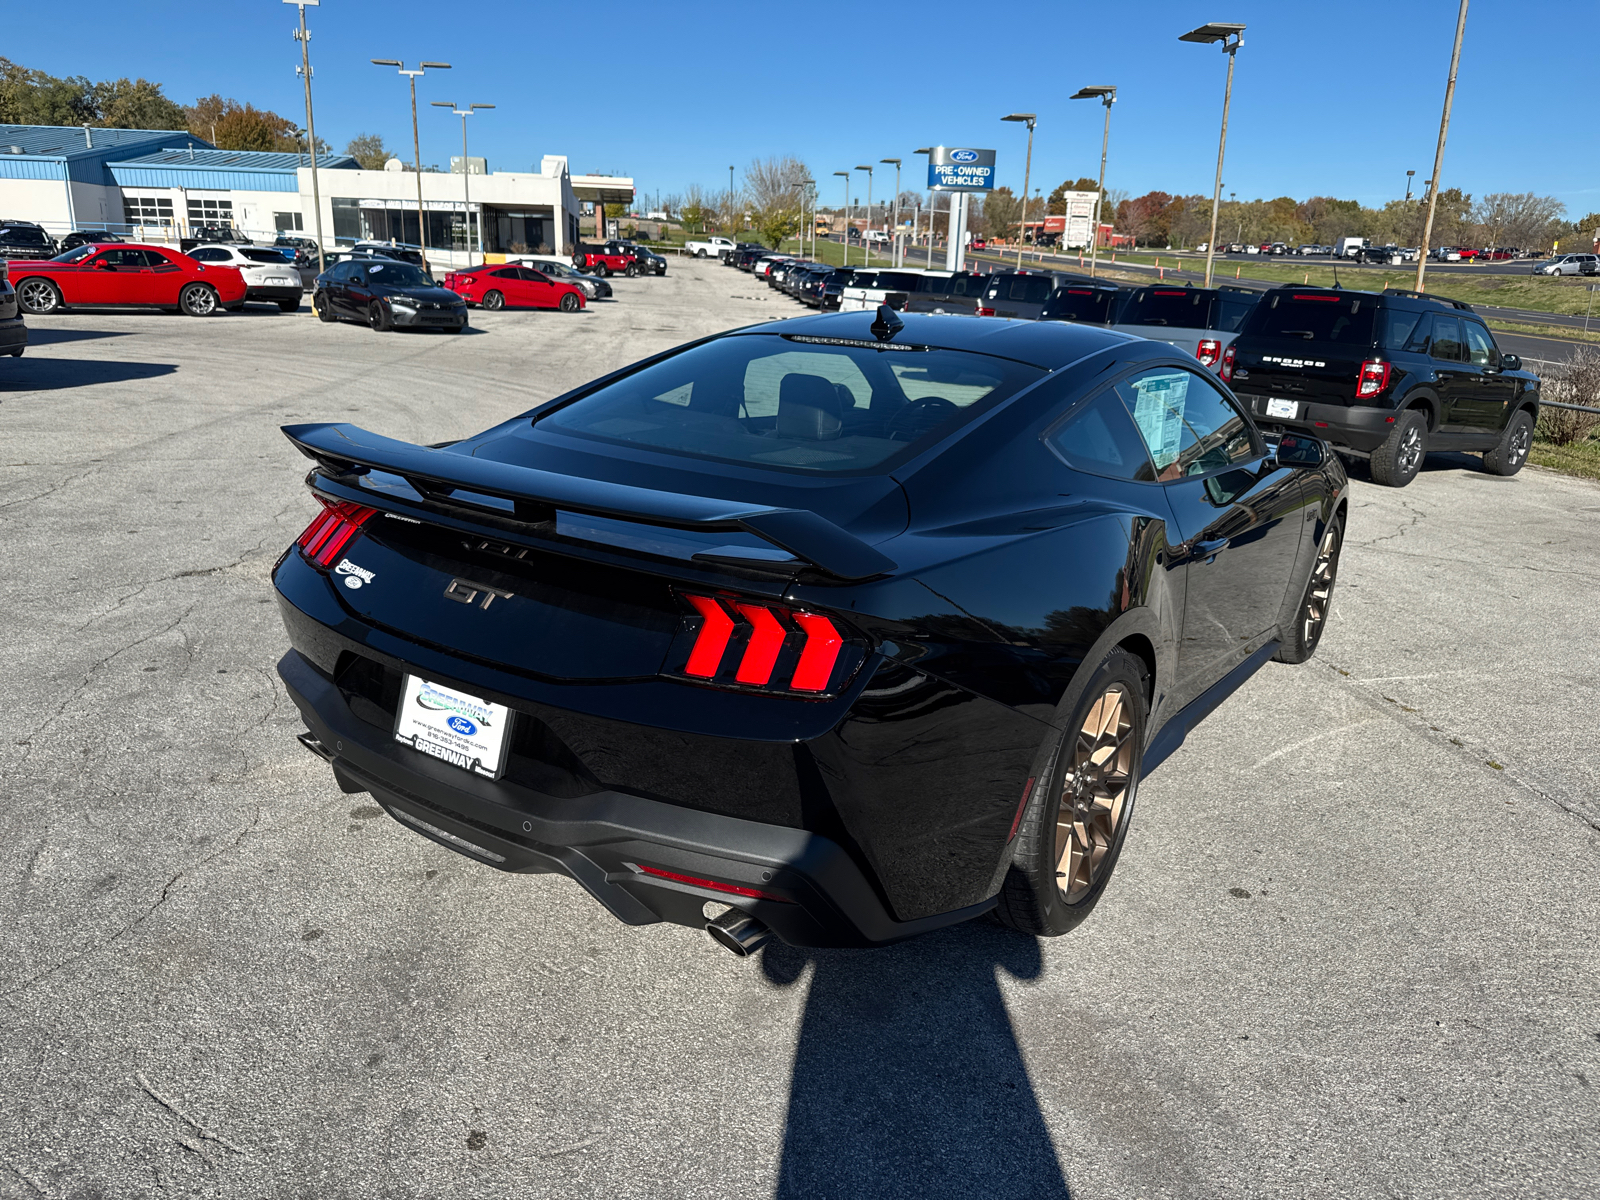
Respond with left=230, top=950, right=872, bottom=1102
left=442, top=265, right=586, bottom=312
left=10, top=244, right=248, bottom=316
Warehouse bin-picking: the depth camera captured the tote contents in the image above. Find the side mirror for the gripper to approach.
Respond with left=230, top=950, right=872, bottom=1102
left=1273, top=434, right=1325, bottom=469
left=1501, top=354, right=1521, bottom=371
left=92, top=260, right=109, bottom=270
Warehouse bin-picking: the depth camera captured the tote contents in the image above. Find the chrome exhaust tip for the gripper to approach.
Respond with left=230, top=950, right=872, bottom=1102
left=296, top=732, right=334, bottom=762
left=706, top=909, right=772, bottom=957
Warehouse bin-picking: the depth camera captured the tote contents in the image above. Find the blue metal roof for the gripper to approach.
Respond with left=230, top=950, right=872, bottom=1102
left=110, top=148, right=358, bottom=172
left=0, top=124, right=199, bottom=159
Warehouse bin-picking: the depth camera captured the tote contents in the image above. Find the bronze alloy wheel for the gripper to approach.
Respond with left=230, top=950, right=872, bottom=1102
left=1055, top=682, right=1137, bottom=903
left=1302, top=521, right=1341, bottom=649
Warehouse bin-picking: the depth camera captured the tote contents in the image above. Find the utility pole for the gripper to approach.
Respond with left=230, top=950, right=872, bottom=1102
left=1071, top=86, right=1117, bottom=278
left=855, top=165, right=875, bottom=261
left=1416, top=0, right=1469, bottom=293
left=834, top=171, right=851, bottom=266
left=432, top=102, right=493, bottom=267
left=371, top=58, right=451, bottom=275
left=1181, top=22, right=1245, bottom=288
left=286, top=0, right=325, bottom=276
left=881, top=158, right=901, bottom=267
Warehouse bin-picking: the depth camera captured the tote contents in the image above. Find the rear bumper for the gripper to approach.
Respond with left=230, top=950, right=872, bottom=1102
left=278, top=648, right=993, bottom=948
left=245, top=285, right=304, bottom=303
left=0, top=316, right=26, bottom=353
left=1236, top=392, right=1397, bottom=453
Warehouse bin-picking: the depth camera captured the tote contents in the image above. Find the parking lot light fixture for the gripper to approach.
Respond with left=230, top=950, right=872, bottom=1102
left=834, top=171, right=850, bottom=265
left=1001, top=113, right=1037, bottom=270
left=1416, top=0, right=1470, bottom=293
left=1179, top=22, right=1245, bottom=288
left=1070, top=86, right=1117, bottom=278
left=881, top=158, right=901, bottom=265
left=855, top=166, right=874, bottom=260
left=433, top=102, right=493, bottom=266
left=372, top=58, right=451, bottom=275
left=286, top=0, right=325, bottom=277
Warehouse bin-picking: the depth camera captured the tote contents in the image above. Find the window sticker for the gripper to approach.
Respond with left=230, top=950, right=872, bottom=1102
left=1128, top=372, right=1189, bottom=470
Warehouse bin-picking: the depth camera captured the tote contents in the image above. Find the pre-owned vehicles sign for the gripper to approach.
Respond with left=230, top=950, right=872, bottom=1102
left=928, top=146, right=996, bottom=192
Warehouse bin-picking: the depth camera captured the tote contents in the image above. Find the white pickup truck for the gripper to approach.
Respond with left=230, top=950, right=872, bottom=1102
left=685, top=235, right=736, bottom=259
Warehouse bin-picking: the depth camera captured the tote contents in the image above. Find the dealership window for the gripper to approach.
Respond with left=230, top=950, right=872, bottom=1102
left=328, top=197, right=477, bottom=249
left=123, top=196, right=174, bottom=227
left=274, top=212, right=304, bottom=232
left=187, top=197, right=234, bottom=224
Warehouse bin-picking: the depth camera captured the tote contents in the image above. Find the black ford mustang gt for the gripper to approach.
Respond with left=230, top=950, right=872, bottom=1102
left=273, top=307, right=1347, bottom=954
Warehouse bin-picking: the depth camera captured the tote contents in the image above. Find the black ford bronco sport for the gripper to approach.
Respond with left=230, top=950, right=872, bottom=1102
left=1224, top=286, right=1540, bottom=486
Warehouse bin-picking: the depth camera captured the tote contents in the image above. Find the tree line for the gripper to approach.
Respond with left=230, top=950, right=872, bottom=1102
left=0, top=57, right=414, bottom=172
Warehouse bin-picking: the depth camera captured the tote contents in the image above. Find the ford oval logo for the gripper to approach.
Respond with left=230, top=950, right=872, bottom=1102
left=950, top=149, right=979, bottom=163
left=446, top=715, right=477, bottom=737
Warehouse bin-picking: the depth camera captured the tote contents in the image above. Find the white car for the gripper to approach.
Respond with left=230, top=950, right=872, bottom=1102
left=685, top=235, right=736, bottom=259
left=187, top=244, right=305, bottom=311
left=839, top=268, right=948, bottom=313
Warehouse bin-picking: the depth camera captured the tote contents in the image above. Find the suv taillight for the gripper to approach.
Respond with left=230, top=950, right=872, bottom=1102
left=296, top=498, right=376, bottom=568
left=1219, top=343, right=1237, bottom=382
left=1357, top=359, right=1392, bottom=398
left=669, top=592, right=858, bottom=697
left=1196, top=338, right=1222, bottom=367
left=976, top=306, right=995, bottom=316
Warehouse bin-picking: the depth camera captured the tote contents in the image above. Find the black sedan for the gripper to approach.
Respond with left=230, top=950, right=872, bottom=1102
left=58, top=230, right=125, bottom=253
left=273, top=307, right=1346, bottom=953
left=311, top=259, right=467, bottom=332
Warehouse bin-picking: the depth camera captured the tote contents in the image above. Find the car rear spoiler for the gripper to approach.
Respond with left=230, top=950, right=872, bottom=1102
left=282, top=422, right=897, bottom=582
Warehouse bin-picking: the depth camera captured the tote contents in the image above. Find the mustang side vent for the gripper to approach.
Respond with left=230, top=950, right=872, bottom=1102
left=296, top=498, right=377, bottom=568
left=670, top=592, right=856, bottom=697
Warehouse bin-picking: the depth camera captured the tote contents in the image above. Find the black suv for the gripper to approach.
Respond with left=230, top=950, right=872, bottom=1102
left=1226, top=286, right=1540, bottom=486
left=0, top=223, right=58, bottom=260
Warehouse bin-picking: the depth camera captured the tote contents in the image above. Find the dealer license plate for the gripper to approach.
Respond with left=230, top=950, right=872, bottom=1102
left=1265, top=397, right=1299, bottom=419
left=393, top=675, right=511, bottom=779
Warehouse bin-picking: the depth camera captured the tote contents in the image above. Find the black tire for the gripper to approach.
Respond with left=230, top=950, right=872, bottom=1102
left=483, top=290, right=505, bottom=311
left=180, top=283, right=219, bottom=317
left=995, top=647, right=1149, bottom=937
left=1369, top=408, right=1428, bottom=487
left=1483, top=409, right=1533, bottom=477
left=558, top=292, right=581, bottom=313
left=368, top=301, right=390, bottom=332
left=1274, top=514, right=1343, bottom=664
left=8, top=347, right=21, bottom=357
left=16, top=278, right=61, bottom=315
left=278, top=298, right=300, bottom=313
left=314, top=293, right=336, bottom=322
left=594, top=264, right=610, bottom=277
left=695, top=248, right=707, bottom=258
left=624, top=264, right=638, bottom=277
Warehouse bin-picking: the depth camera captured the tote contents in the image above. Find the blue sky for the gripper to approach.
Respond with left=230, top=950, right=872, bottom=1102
left=8, top=0, right=1596, bottom=217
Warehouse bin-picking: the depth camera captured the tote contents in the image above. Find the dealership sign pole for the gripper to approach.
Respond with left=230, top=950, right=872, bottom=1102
left=927, top=146, right=995, bottom=273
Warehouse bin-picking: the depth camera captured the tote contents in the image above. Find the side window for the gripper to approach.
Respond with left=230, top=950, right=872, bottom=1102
left=521, top=269, right=549, bottom=283
left=492, top=267, right=519, bottom=278
left=190, top=247, right=225, bottom=262
left=1429, top=316, right=1465, bottom=362
left=1462, top=322, right=1499, bottom=367
left=1044, top=388, right=1157, bottom=482
left=1112, top=368, right=1257, bottom=481
left=131, top=250, right=167, bottom=267
left=1380, top=308, right=1424, bottom=351
left=1401, top=313, right=1433, bottom=353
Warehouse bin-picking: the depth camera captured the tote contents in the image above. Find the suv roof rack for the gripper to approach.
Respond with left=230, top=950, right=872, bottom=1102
left=1381, top=287, right=1474, bottom=312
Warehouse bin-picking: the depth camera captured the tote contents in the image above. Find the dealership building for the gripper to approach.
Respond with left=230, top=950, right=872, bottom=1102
left=0, top=124, right=632, bottom=264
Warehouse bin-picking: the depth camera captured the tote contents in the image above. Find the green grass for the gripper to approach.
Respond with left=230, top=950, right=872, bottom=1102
left=1530, top=435, right=1600, bottom=480
left=1487, top=319, right=1600, bottom=346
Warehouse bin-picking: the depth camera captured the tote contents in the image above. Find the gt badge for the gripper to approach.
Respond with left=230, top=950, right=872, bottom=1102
left=444, top=577, right=514, bottom=610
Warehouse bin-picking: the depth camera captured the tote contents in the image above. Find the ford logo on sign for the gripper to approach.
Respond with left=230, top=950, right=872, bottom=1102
left=950, top=149, right=979, bottom=163
left=446, top=715, right=477, bottom=737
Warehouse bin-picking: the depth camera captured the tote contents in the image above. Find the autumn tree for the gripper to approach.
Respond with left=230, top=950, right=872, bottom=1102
left=345, top=133, right=394, bottom=170
left=187, top=94, right=305, bottom=152
left=0, top=57, right=185, bottom=129
left=1047, top=177, right=1101, bottom=214
left=1472, top=192, right=1566, bottom=250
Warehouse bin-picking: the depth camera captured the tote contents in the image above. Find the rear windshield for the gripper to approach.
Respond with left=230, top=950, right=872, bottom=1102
left=1213, top=292, right=1259, bottom=333
left=1243, top=292, right=1377, bottom=345
left=985, top=275, right=1054, bottom=304
left=2, top=227, right=50, bottom=244
left=536, top=333, right=1045, bottom=476
left=1041, top=287, right=1120, bottom=323
left=1119, top=288, right=1216, bottom=329
left=856, top=271, right=922, bottom=291
left=240, top=248, right=291, bottom=264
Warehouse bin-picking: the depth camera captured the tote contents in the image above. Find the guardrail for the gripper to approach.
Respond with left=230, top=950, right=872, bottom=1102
left=1541, top=399, right=1600, bottom=414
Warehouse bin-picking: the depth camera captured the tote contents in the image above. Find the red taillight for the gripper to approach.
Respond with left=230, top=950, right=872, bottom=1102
left=1220, top=343, right=1237, bottom=382
left=976, top=306, right=995, bottom=316
left=1154, top=289, right=1187, bottom=296
left=627, top=862, right=790, bottom=902
left=675, top=593, right=850, bottom=696
left=296, top=498, right=377, bottom=568
left=1292, top=293, right=1341, bottom=302
left=1357, top=359, right=1391, bottom=398
left=1196, top=338, right=1222, bottom=367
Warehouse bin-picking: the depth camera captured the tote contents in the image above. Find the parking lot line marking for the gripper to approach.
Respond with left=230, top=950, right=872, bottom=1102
left=1249, top=721, right=1383, bottom=770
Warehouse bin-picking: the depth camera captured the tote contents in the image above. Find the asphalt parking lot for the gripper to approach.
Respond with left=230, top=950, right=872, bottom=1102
left=1, top=257, right=1596, bottom=1199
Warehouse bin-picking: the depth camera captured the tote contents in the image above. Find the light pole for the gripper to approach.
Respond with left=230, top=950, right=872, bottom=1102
left=728, top=165, right=735, bottom=235
left=834, top=171, right=850, bottom=266
left=1180, top=22, right=1244, bottom=287
left=1416, top=0, right=1469, bottom=293
left=881, top=157, right=901, bottom=266
left=371, top=58, right=451, bottom=275
left=855, top=165, right=874, bottom=260
left=431, top=101, right=492, bottom=267
left=1001, top=113, right=1036, bottom=270
left=1070, top=86, right=1116, bottom=278
left=286, top=0, right=326, bottom=277
left=914, top=147, right=934, bottom=266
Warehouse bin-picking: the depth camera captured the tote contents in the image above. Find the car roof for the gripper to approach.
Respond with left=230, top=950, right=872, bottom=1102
left=1258, top=283, right=1475, bottom=314
left=747, top=309, right=1137, bottom=370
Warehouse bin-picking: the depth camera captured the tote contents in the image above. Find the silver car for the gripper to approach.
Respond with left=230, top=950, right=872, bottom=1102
left=1109, top=284, right=1260, bottom=376
left=1534, top=253, right=1599, bottom=276
left=511, top=256, right=613, bottom=299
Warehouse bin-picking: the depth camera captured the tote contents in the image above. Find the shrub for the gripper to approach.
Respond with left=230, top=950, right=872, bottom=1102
left=1537, top=347, right=1600, bottom=445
